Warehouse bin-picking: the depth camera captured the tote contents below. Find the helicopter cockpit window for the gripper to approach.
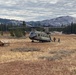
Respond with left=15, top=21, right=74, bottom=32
left=30, top=32, right=36, bottom=36
left=30, top=32, right=33, bottom=35
left=38, top=34, right=40, bottom=36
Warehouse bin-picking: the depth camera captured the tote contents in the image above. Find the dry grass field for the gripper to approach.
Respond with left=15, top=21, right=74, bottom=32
left=0, top=33, right=76, bottom=75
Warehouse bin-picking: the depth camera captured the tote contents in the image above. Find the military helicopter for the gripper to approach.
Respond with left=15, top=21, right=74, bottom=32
left=9, top=25, right=51, bottom=42
left=29, top=27, right=51, bottom=42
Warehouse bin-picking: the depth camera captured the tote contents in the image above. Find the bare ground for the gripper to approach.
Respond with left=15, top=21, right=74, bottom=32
left=0, top=34, right=76, bottom=75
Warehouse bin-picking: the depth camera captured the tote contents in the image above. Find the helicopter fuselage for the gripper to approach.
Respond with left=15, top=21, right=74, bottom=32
left=29, top=31, right=51, bottom=42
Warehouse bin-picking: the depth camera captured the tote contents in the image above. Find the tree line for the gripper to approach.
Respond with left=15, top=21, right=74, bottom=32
left=0, top=22, right=76, bottom=37
left=48, top=22, right=76, bottom=34
left=63, top=23, right=76, bottom=34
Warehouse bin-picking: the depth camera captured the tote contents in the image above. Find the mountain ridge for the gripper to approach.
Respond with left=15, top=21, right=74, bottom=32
left=0, top=16, right=76, bottom=27
left=27, top=16, right=76, bottom=27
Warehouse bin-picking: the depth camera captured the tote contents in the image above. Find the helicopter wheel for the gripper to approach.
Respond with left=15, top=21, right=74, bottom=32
left=32, top=40, right=34, bottom=42
left=49, top=40, right=51, bottom=42
left=39, top=40, right=41, bottom=42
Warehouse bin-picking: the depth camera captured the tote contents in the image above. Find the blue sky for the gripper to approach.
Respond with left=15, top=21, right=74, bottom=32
left=0, top=0, right=76, bottom=21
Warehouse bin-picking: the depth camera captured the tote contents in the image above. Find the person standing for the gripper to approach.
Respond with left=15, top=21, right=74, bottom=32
left=53, top=37, right=56, bottom=42
left=58, top=38, right=60, bottom=43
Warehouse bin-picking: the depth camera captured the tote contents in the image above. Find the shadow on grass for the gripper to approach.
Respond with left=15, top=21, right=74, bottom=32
left=10, top=47, right=40, bottom=52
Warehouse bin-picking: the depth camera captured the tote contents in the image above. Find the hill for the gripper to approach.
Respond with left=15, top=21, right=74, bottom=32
left=27, top=16, right=76, bottom=27
left=0, top=18, right=22, bottom=25
left=0, top=16, right=76, bottom=27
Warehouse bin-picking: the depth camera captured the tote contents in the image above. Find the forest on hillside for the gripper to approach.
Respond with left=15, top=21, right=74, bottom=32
left=0, top=22, right=76, bottom=36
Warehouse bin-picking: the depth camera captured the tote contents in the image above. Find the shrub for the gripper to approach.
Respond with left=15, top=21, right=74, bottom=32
left=14, top=29, right=23, bottom=37
left=10, top=30, right=14, bottom=37
left=0, top=31, right=3, bottom=36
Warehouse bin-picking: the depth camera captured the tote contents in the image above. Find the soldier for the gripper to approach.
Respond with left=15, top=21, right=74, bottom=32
left=53, top=37, right=56, bottom=42
left=58, top=38, right=60, bottom=43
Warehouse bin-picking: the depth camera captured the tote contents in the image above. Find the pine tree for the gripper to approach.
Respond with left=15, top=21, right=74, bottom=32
left=22, top=21, right=26, bottom=27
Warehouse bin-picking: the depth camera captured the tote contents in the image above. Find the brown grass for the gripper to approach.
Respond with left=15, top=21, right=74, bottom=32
left=0, top=33, right=76, bottom=75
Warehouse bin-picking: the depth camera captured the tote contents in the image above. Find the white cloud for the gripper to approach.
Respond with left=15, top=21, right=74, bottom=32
left=70, top=14, right=76, bottom=18
left=0, top=0, right=76, bottom=21
left=49, top=0, right=59, bottom=4
left=27, top=0, right=59, bottom=4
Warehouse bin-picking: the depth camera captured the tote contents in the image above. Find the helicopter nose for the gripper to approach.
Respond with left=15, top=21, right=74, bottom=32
left=29, top=35, right=35, bottom=38
left=29, top=34, right=37, bottom=39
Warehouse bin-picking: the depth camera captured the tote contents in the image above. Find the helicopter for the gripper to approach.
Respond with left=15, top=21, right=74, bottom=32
left=9, top=25, right=51, bottom=42
left=29, top=29, right=51, bottom=42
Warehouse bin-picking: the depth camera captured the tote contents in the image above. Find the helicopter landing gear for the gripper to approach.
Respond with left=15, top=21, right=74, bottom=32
left=32, top=40, right=34, bottom=42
